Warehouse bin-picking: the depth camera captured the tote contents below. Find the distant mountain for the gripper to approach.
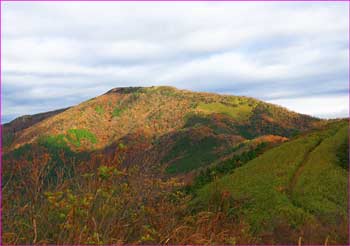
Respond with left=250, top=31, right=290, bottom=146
left=3, top=86, right=347, bottom=244
left=4, top=86, right=320, bottom=173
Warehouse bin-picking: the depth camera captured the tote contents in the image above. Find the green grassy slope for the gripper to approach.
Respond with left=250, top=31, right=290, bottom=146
left=194, top=120, right=348, bottom=243
left=291, top=124, right=348, bottom=223
left=197, top=99, right=256, bottom=121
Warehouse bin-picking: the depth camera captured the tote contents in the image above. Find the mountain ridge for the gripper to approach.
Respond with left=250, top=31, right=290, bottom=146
left=4, top=86, right=321, bottom=152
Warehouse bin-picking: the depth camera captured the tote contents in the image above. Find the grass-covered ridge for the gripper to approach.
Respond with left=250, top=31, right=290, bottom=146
left=291, top=124, right=348, bottom=222
left=197, top=100, right=255, bottom=121
left=194, top=120, right=348, bottom=243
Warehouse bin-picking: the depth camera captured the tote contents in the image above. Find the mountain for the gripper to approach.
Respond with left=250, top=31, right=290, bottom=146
left=4, top=86, right=320, bottom=173
left=2, top=86, right=347, bottom=244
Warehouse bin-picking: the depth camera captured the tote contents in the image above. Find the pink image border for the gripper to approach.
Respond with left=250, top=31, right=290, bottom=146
left=0, top=0, right=348, bottom=245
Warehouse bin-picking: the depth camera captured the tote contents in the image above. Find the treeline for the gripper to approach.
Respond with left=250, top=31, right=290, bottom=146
left=184, top=142, right=268, bottom=193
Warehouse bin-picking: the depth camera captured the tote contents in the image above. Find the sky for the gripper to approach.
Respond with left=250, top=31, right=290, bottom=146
left=2, top=2, right=349, bottom=123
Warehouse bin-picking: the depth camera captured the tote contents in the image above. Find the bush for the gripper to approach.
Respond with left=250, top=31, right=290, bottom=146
left=66, top=129, right=97, bottom=147
left=336, top=139, right=349, bottom=170
left=112, top=107, right=123, bottom=117
left=95, top=105, right=104, bottom=115
left=39, top=134, right=68, bottom=149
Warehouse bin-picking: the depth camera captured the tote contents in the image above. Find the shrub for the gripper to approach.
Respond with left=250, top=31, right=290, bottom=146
left=3, top=132, right=14, bottom=147
left=336, top=138, right=349, bottom=170
left=112, top=107, right=123, bottom=117
left=39, top=134, right=68, bottom=149
left=66, top=129, right=97, bottom=147
left=95, top=105, right=104, bottom=115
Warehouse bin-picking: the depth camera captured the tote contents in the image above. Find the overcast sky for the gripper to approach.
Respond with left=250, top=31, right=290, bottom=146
left=2, top=2, right=349, bottom=123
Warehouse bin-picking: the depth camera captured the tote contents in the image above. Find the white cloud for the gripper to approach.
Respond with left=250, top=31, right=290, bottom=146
left=268, top=95, right=349, bottom=119
left=2, top=1, right=349, bottom=122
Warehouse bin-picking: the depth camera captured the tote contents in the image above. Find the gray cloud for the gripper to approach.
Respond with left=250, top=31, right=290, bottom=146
left=2, top=2, right=349, bottom=122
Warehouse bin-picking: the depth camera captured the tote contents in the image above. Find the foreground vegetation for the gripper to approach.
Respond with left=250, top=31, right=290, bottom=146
left=3, top=141, right=257, bottom=244
left=194, top=121, right=349, bottom=244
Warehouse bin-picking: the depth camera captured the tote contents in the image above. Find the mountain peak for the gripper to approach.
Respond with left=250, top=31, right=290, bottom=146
left=105, top=85, right=179, bottom=95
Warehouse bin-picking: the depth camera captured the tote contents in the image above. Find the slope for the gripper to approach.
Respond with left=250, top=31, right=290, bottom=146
left=5, top=86, right=320, bottom=152
left=3, top=86, right=322, bottom=177
left=1, top=86, right=343, bottom=245
left=2, top=108, right=69, bottom=150
left=194, top=120, right=348, bottom=244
